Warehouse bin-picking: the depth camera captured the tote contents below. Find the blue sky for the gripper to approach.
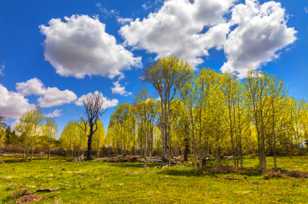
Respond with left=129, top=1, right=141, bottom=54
left=0, top=0, right=307, bottom=134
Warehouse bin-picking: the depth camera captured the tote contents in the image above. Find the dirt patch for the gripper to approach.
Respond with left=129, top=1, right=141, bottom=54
left=16, top=194, right=42, bottom=204
left=11, top=188, right=42, bottom=204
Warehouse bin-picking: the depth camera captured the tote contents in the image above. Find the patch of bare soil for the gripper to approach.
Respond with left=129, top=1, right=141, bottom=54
left=16, top=194, right=42, bottom=204
left=12, top=188, right=61, bottom=203
left=12, top=189, right=42, bottom=204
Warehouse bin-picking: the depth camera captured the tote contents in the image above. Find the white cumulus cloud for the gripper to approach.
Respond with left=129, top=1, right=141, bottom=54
left=16, top=78, right=77, bottom=108
left=75, top=91, right=119, bottom=110
left=16, top=78, right=45, bottom=96
left=40, top=15, right=141, bottom=78
left=38, top=87, right=77, bottom=108
left=120, top=0, right=296, bottom=77
left=221, top=0, right=297, bottom=78
left=0, top=84, right=35, bottom=119
left=120, top=0, right=234, bottom=66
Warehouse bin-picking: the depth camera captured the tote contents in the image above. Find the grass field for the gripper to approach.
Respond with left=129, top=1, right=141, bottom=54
left=0, top=156, right=308, bottom=204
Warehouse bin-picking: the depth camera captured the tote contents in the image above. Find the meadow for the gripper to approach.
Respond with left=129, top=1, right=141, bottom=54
left=0, top=156, right=308, bottom=204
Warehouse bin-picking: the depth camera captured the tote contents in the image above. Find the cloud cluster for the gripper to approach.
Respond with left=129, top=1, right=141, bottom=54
left=31, top=0, right=296, bottom=116
left=120, top=0, right=234, bottom=66
left=75, top=91, right=119, bottom=110
left=16, top=78, right=45, bottom=96
left=120, top=0, right=296, bottom=77
left=16, top=78, right=77, bottom=108
left=221, top=0, right=297, bottom=78
left=0, top=84, right=35, bottom=119
left=38, top=0, right=295, bottom=80
left=40, top=15, right=141, bottom=78
left=38, top=87, right=77, bottom=108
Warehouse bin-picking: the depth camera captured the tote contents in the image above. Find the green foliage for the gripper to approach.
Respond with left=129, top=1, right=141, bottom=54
left=145, top=56, right=193, bottom=160
left=0, top=117, right=6, bottom=148
left=92, top=120, right=105, bottom=153
left=14, top=109, right=45, bottom=159
left=60, top=120, right=105, bottom=157
left=60, top=121, right=85, bottom=155
left=107, top=104, right=137, bottom=153
left=106, top=61, right=308, bottom=172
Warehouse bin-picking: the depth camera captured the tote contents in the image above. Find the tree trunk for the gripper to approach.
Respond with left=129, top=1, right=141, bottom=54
left=183, top=137, right=189, bottom=162
left=30, top=147, right=33, bottom=161
left=87, top=130, right=94, bottom=160
left=260, top=127, right=267, bottom=173
left=161, top=101, right=169, bottom=162
left=272, top=99, right=277, bottom=169
left=273, top=149, right=277, bottom=169
left=23, top=148, right=27, bottom=161
left=273, top=132, right=277, bottom=169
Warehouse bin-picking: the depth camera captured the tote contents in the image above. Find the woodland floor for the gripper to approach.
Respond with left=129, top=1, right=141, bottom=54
left=0, top=155, right=308, bottom=204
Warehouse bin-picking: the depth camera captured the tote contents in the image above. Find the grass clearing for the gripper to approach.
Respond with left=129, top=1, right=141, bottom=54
left=0, top=156, right=308, bottom=203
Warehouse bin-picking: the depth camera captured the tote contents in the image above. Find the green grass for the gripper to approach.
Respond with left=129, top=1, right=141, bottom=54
left=0, top=156, right=308, bottom=204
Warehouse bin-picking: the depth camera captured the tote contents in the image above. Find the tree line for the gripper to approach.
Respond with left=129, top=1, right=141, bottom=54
left=107, top=57, right=308, bottom=173
left=0, top=56, right=307, bottom=173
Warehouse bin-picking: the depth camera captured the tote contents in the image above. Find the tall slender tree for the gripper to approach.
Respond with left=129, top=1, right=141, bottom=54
left=245, top=73, right=271, bottom=173
left=145, top=56, right=193, bottom=161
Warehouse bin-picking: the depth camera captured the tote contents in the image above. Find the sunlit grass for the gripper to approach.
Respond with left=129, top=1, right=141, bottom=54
left=0, top=156, right=308, bottom=203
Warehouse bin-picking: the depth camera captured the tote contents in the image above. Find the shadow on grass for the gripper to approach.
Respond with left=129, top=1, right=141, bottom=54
left=206, top=166, right=261, bottom=176
left=159, top=169, right=203, bottom=177
left=160, top=165, right=308, bottom=179
left=159, top=166, right=262, bottom=178
left=1, top=158, right=26, bottom=163
left=110, top=162, right=145, bottom=168
left=0, top=156, right=65, bottom=164
left=110, top=162, right=162, bottom=168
